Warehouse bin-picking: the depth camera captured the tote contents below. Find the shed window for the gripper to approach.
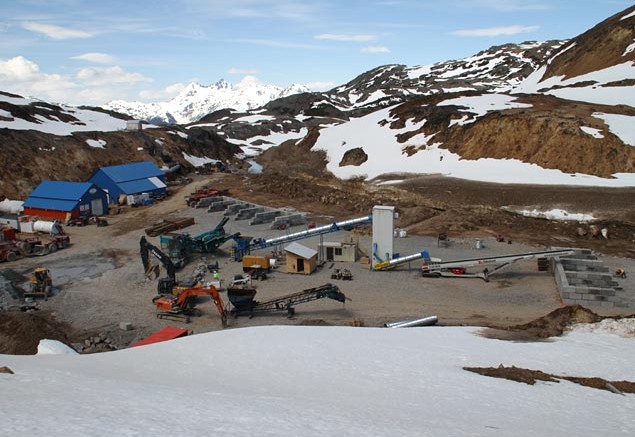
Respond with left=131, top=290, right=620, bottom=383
left=335, top=248, right=342, bottom=256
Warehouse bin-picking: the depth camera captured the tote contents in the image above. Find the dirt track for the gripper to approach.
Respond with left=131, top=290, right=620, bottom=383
left=1, top=172, right=633, bottom=354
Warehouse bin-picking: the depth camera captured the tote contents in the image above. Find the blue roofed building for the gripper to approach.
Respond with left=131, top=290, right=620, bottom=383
left=89, top=161, right=167, bottom=204
left=23, top=181, right=108, bottom=220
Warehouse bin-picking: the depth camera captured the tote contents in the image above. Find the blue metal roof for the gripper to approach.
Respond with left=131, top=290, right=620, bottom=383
left=118, top=179, right=166, bottom=195
left=29, top=181, right=94, bottom=200
left=99, top=161, right=164, bottom=183
left=23, top=197, right=79, bottom=211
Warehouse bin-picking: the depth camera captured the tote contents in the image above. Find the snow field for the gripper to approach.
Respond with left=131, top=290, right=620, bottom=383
left=1, top=325, right=633, bottom=437
left=312, top=106, right=635, bottom=187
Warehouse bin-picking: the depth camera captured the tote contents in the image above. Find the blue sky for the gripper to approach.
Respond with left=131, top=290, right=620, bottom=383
left=0, top=0, right=632, bottom=105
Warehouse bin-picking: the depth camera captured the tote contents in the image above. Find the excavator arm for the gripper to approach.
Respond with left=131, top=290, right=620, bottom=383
left=140, top=236, right=177, bottom=293
left=173, top=285, right=228, bottom=327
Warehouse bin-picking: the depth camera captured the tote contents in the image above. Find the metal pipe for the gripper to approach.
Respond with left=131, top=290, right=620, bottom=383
left=261, top=215, right=372, bottom=247
left=384, top=315, right=438, bottom=328
left=386, top=250, right=430, bottom=267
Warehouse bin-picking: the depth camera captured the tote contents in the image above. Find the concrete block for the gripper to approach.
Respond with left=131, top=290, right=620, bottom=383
left=119, top=322, right=133, bottom=331
left=224, top=203, right=252, bottom=216
left=207, top=200, right=236, bottom=212
left=236, top=207, right=265, bottom=220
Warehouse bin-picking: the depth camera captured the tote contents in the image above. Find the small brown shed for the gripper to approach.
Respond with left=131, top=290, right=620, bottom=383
left=284, top=242, right=318, bottom=275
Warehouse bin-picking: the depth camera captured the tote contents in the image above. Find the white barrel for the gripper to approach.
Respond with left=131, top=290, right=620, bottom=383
left=33, top=220, right=62, bottom=235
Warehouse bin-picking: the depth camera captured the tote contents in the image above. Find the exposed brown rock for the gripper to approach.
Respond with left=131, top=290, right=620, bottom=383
left=339, top=147, right=368, bottom=167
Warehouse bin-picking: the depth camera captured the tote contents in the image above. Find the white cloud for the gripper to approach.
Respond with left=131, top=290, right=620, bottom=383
left=71, top=53, right=116, bottom=64
left=0, top=56, right=156, bottom=104
left=0, top=56, right=77, bottom=101
left=452, top=25, right=539, bottom=37
left=76, top=66, right=152, bottom=85
left=21, top=22, right=93, bottom=39
left=361, top=45, right=390, bottom=53
left=0, top=56, right=40, bottom=81
left=138, top=82, right=186, bottom=101
left=228, top=67, right=259, bottom=75
left=315, top=34, right=375, bottom=42
left=305, top=81, right=335, bottom=91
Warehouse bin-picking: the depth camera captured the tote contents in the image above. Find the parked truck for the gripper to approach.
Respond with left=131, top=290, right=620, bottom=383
left=0, top=241, right=18, bottom=262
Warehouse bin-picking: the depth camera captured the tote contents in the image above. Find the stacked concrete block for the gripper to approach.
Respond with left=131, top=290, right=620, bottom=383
left=271, top=214, right=307, bottom=229
left=206, top=196, right=229, bottom=207
left=224, top=203, right=252, bottom=216
left=250, top=210, right=283, bottom=225
left=195, top=196, right=226, bottom=208
left=553, top=250, right=630, bottom=310
left=236, top=207, right=265, bottom=221
left=207, top=199, right=236, bottom=212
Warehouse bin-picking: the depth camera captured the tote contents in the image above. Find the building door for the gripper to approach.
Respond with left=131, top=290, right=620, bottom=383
left=91, top=198, right=104, bottom=216
left=326, top=247, right=334, bottom=261
left=297, top=258, right=305, bottom=272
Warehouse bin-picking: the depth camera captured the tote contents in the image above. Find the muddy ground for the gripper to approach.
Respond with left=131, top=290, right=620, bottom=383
left=1, top=172, right=633, bottom=354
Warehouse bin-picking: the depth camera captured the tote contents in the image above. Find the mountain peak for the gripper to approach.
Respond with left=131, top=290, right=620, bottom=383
left=103, top=77, right=306, bottom=124
left=214, top=79, right=231, bottom=89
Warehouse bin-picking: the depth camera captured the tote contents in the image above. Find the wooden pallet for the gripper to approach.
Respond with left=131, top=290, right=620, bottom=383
left=144, top=217, right=195, bottom=237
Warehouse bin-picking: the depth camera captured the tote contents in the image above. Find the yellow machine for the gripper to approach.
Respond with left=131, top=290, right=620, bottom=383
left=27, top=267, right=53, bottom=300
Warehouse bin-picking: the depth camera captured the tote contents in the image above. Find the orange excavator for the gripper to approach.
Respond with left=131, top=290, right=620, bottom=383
left=153, top=284, right=228, bottom=327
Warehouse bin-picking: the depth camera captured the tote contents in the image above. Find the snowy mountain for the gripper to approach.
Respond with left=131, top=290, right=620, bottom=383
left=322, top=40, right=564, bottom=110
left=190, top=5, right=635, bottom=186
left=104, top=77, right=310, bottom=125
left=513, top=7, right=635, bottom=107
left=0, top=90, right=241, bottom=199
left=0, top=91, right=129, bottom=135
left=1, top=323, right=634, bottom=436
left=1, top=5, right=635, bottom=197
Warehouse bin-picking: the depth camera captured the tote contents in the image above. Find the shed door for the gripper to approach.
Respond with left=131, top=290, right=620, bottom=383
left=297, top=258, right=305, bottom=272
left=91, top=198, right=104, bottom=216
left=326, top=247, right=334, bottom=261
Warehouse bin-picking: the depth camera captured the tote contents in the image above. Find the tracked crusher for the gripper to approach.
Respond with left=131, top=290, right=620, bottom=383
left=227, top=283, right=347, bottom=317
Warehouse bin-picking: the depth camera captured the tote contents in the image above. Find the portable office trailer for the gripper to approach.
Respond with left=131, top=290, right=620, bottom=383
left=318, top=241, right=358, bottom=262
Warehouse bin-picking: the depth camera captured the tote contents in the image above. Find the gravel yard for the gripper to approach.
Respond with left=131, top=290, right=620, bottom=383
left=1, top=176, right=633, bottom=351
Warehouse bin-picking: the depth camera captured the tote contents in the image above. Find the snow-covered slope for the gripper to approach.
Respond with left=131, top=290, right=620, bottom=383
left=1, top=325, right=633, bottom=436
left=325, top=41, right=563, bottom=110
left=311, top=103, right=635, bottom=187
left=514, top=6, right=635, bottom=107
left=104, top=77, right=309, bottom=124
left=514, top=60, right=635, bottom=107
left=199, top=6, right=635, bottom=187
left=0, top=92, right=128, bottom=135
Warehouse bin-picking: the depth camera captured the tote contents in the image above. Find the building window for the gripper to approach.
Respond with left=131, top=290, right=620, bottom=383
left=335, top=248, right=342, bottom=256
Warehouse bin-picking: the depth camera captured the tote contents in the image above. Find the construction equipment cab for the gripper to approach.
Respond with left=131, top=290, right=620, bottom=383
left=153, top=285, right=227, bottom=327
left=140, top=236, right=177, bottom=294
left=26, top=267, right=53, bottom=300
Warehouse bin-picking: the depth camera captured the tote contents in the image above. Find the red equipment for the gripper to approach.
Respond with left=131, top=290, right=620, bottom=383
left=131, top=326, right=189, bottom=347
left=153, top=285, right=228, bottom=327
